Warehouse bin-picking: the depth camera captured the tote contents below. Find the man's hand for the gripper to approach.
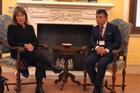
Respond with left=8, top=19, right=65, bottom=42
left=24, top=43, right=34, bottom=52
left=96, top=47, right=107, bottom=56
left=96, top=47, right=102, bottom=54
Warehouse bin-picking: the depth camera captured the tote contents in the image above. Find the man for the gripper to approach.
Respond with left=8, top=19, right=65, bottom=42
left=86, top=9, right=122, bottom=93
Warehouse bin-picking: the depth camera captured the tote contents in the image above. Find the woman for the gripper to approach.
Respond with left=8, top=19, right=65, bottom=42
left=7, top=6, right=62, bottom=93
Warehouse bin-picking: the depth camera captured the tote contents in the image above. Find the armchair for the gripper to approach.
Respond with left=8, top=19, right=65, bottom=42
left=0, top=15, right=30, bottom=91
left=82, top=18, right=133, bottom=93
left=0, top=15, right=49, bottom=92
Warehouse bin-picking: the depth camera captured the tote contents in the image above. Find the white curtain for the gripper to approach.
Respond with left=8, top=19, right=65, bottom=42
left=136, top=0, right=140, bottom=27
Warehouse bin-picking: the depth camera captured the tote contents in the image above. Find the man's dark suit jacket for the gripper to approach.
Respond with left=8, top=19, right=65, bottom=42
left=91, top=22, right=122, bottom=52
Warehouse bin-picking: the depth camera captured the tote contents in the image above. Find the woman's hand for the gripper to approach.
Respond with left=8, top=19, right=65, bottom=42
left=24, top=43, right=34, bottom=52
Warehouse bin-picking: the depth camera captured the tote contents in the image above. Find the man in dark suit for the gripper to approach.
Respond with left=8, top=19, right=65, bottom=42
left=86, top=9, right=122, bottom=93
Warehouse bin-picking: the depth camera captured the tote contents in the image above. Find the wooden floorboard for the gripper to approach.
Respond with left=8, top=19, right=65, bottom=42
left=1, top=72, right=140, bottom=93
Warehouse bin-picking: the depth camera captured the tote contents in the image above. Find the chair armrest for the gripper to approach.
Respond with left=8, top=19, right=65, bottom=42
left=38, top=44, right=49, bottom=49
left=112, top=41, right=127, bottom=54
left=112, top=48, right=122, bottom=54
left=81, top=46, right=89, bottom=56
left=9, top=46, right=25, bottom=53
left=81, top=46, right=89, bottom=50
left=10, top=44, right=49, bottom=53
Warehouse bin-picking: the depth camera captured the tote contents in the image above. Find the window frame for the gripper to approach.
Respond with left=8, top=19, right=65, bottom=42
left=129, top=0, right=140, bottom=34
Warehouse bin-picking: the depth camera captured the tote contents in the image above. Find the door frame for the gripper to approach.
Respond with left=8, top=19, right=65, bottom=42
left=129, top=0, right=140, bottom=34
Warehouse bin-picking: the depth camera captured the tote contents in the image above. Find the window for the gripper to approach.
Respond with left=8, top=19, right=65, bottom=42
left=136, top=0, right=140, bottom=27
left=129, top=0, right=140, bottom=33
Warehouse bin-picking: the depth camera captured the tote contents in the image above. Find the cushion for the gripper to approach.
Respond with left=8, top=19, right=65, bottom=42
left=111, top=18, right=132, bottom=56
left=0, top=56, right=16, bottom=69
left=0, top=15, right=12, bottom=53
left=107, top=58, right=125, bottom=73
left=111, top=18, right=131, bottom=43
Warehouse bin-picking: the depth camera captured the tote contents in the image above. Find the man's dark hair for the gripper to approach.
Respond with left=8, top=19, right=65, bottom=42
left=96, top=9, right=108, bottom=17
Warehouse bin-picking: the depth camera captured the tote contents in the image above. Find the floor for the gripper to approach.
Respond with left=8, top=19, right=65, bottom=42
left=0, top=67, right=140, bottom=93
left=1, top=67, right=140, bottom=93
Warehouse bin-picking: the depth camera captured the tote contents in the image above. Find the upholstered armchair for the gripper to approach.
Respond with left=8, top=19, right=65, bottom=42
left=0, top=14, right=51, bottom=92
left=82, top=18, right=133, bottom=93
left=0, top=15, right=23, bottom=91
left=0, top=15, right=13, bottom=68
left=0, top=15, right=47, bottom=92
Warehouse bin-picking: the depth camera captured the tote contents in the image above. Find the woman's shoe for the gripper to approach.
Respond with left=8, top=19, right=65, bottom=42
left=50, top=65, right=62, bottom=73
left=36, top=83, right=45, bottom=93
left=19, top=61, right=29, bottom=78
left=20, top=68, right=29, bottom=78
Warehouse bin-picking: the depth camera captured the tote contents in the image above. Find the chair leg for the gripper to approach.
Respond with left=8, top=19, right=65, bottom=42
left=83, top=68, right=87, bottom=90
left=14, top=68, right=21, bottom=91
left=14, top=58, right=22, bottom=91
left=111, top=55, right=117, bottom=93
left=110, top=73, right=116, bottom=93
left=122, top=68, right=126, bottom=91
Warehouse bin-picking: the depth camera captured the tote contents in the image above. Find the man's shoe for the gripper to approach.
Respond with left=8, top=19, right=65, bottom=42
left=50, top=65, right=62, bottom=73
left=36, top=83, right=45, bottom=93
left=93, top=87, right=100, bottom=93
left=100, top=87, right=103, bottom=93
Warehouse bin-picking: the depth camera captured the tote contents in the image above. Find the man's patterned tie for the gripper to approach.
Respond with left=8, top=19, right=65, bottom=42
left=99, top=25, right=104, bottom=40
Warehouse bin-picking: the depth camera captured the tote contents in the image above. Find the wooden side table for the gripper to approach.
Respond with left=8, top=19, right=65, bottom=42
left=53, top=46, right=81, bottom=90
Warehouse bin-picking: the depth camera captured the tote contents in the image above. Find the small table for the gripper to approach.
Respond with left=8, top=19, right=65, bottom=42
left=53, top=46, right=81, bottom=90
